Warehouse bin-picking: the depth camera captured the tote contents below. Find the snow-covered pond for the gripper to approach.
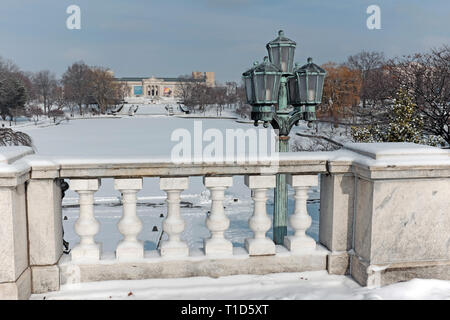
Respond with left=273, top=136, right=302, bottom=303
left=22, top=116, right=320, bottom=254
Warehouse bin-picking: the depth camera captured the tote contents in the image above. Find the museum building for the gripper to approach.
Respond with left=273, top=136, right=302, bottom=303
left=116, top=71, right=215, bottom=99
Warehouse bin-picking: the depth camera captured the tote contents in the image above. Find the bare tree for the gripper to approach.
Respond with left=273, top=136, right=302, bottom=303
left=89, top=67, right=121, bottom=114
left=0, top=56, right=20, bottom=74
left=346, top=51, right=385, bottom=109
left=193, top=82, right=214, bottom=114
left=386, top=45, right=450, bottom=145
left=225, top=81, right=238, bottom=108
left=32, top=70, right=57, bottom=115
left=175, top=75, right=196, bottom=112
left=28, top=104, right=43, bottom=124
left=62, top=62, right=92, bottom=115
left=235, top=83, right=251, bottom=118
left=212, top=84, right=227, bottom=116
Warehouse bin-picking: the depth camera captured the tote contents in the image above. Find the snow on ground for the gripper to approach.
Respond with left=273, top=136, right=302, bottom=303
left=30, top=271, right=450, bottom=300
left=19, top=114, right=450, bottom=300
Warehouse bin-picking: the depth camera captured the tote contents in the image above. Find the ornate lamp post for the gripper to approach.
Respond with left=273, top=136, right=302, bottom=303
left=242, top=30, right=326, bottom=244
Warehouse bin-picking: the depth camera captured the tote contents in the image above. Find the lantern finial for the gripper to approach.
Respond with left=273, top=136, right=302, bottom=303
left=278, top=30, right=284, bottom=36
left=307, top=57, right=313, bottom=64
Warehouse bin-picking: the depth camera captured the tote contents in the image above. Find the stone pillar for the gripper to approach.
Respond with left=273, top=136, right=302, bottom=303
left=0, top=165, right=31, bottom=300
left=244, top=175, right=276, bottom=256
left=70, top=179, right=102, bottom=262
left=159, top=177, right=189, bottom=257
left=114, top=178, right=144, bottom=260
left=319, top=162, right=355, bottom=275
left=344, top=142, right=450, bottom=287
left=284, top=175, right=318, bottom=253
left=24, top=157, right=64, bottom=294
left=203, top=176, right=233, bottom=256
left=27, top=179, right=63, bottom=293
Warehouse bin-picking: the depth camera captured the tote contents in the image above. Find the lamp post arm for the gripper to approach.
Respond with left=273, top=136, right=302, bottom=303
left=271, top=108, right=304, bottom=137
left=270, top=112, right=282, bottom=132
left=286, top=109, right=305, bottom=133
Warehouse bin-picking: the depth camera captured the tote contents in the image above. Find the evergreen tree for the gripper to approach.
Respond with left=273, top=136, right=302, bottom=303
left=351, top=88, right=443, bottom=145
left=385, top=88, right=423, bottom=143
left=0, top=76, right=27, bottom=120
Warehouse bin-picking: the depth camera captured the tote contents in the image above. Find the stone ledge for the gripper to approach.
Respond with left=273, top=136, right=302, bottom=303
left=59, top=246, right=329, bottom=285
left=350, top=253, right=450, bottom=287
left=0, top=163, right=31, bottom=187
left=380, top=261, right=450, bottom=286
left=352, top=163, right=450, bottom=180
left=22, top=155, right=60, bottom=179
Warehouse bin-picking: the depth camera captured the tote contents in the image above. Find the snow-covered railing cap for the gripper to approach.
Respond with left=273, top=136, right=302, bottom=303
left=343, top=142, right=450, bottom=160
left=0, top=146, right=34, bottom=164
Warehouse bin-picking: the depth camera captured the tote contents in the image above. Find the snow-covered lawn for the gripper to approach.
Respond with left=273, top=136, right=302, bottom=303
left=20, top=114, right=450, bottom=300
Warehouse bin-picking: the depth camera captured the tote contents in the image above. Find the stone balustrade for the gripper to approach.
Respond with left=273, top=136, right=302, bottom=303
left=0, top=142, right=449, bottom=299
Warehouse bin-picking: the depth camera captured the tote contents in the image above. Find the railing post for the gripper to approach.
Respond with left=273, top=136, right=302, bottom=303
left=0, top=172, right=31, bottom=300
left=203, top=176, right=233, bottom=256
left=319, top=170, right=355, bottom=275
left=244, top=175, right=276, bottom=256
left=25, top=155, right=64, bottom=294
left=27, top=179, right=63, bottom=294
left=159, top=177, right=189, bottom=257
left=70, top=179, right=101, bottom=262
left=285, top=175, right=318, bottom=252
left=114, top=178, right=144, bottom=260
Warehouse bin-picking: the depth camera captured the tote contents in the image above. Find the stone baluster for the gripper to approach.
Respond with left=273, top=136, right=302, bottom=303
left=203, top=176, right=233, bottom=256
left=159, top=177, right=189, bottom=257
left=244, top=175, right=276, bottom=256
left=114, top=178, right=144, bottom=260
left=284, top=175, right=318, bottom=252
left=70, top=179, right=101, bottom=261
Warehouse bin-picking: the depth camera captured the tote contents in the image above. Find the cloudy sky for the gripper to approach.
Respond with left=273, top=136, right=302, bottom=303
left=0, top=0, right=449, bottom=83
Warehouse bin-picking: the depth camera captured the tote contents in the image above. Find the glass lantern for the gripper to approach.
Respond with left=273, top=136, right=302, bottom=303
left=266, top=30, right=296, bottom=74
left=287, top=57, right=326, bottom=107
left=242, top=56, right=282, bottom=124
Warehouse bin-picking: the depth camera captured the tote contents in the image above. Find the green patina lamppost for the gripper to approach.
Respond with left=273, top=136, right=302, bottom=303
left=242, top=30, right=326, bottom=244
